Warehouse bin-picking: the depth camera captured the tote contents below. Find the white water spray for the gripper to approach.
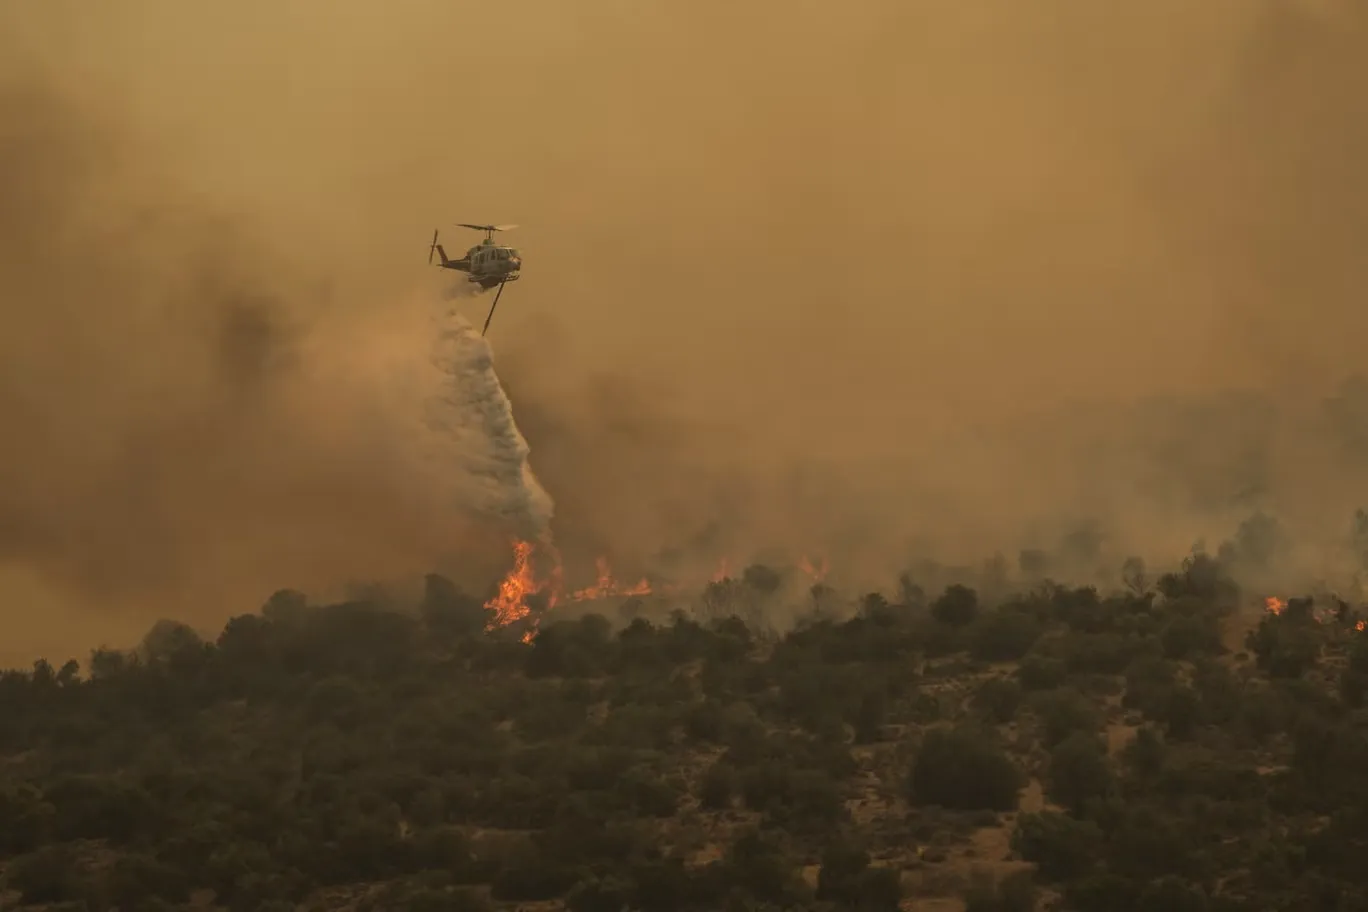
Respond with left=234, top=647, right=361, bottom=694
left=414, top=305, right=554, bottom=543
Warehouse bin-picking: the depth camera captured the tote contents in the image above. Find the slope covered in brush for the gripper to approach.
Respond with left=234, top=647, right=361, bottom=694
left=0, top=553, right=1367, bottom=912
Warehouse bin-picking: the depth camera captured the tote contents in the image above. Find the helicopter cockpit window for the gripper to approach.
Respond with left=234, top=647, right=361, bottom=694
left=507, top=248, right=520, bottom=259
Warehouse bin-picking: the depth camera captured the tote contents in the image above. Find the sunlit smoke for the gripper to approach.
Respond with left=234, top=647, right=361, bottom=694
left=4, top=0, right=1368, bottom=660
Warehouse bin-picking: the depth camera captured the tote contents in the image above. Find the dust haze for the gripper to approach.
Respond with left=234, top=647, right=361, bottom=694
left=2, top=0, right=1366, bottom=659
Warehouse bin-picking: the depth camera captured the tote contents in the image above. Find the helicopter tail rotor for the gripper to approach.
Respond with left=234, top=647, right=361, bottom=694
left=428, top=229, right=439, bottom=265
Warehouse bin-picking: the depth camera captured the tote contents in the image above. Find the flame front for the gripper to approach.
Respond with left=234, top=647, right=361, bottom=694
left=1265, top=596, right=1287, bottom=616
left=485, top=540, right=540, bottom=636
left=483, top=543, right=656, bottom=642
left=569, top=556, right=651, bottom=601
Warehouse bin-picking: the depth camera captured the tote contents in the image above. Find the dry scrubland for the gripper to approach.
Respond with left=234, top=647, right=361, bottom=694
left=2, top=518, right=1368, bottom=912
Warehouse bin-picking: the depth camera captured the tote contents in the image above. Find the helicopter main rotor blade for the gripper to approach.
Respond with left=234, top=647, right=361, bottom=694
left=456, top=223, right=518, bottom=233
left=481, top=281, right=506, bottom=337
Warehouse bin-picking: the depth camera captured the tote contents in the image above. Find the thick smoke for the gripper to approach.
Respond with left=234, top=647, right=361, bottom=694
left=0, top=68, right=550, bottom=662
left=3, top=0, right=1368, bottom=655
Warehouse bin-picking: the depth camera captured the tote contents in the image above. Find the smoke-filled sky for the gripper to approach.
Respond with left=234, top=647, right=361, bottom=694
left=2, top=0, right=1366, bottom=660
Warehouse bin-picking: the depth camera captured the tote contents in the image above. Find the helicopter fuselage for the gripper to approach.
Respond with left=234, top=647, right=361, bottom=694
left=426, top=223, right=521, bottom=336
left=429, top=226, right=522, bottom=292
left=461, top=240, right=521, bottom=285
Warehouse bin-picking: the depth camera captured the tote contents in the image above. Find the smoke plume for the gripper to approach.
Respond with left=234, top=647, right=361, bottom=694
left=0, top=65, right=550, bottom=663
left=3, top=0, right=1368, bottom=657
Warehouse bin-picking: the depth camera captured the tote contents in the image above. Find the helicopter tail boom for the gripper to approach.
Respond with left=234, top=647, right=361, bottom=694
left=428, top=230, right=470, bottom=271
left=435, top=244, right=466, bottom=268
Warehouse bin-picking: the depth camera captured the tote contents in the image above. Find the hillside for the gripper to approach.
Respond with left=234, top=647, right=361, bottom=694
left=1, top=554, right=1367, bottom=912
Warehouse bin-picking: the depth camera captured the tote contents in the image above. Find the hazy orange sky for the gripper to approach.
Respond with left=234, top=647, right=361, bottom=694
left=1, top=0, right=1366, bottom=661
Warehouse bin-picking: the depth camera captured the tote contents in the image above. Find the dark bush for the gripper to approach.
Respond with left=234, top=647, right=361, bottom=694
left=1030, top=689, right=1099, bottom=748
left=1012, top=811, right=1102, bottom=881
left=4, top=845, right=84, bottom=904
left=1161, top=614, right=1223, bottom=660
left=972, top=677, right=1023, bottom=724
left=964, top=869, right=1037, bottom=912
left=1046, top=733, right=1115, bottom=816
left=567, top=877, right=632, bottom=912
left=970, top=610, right=1045, bottom=662
left=1056, top=632, right=1158, bottom=675
left=909, top=726, right=1023, bottom=811
left=699, top=761, right=738, bottom=810
left=1017, top=654, right=1068, bottom=691
left=1122, top=726, right=1167, bottom=777
left=816, top=840, right=870, bottom=903
left=724, top=829, right=806, bottom=906
left=1136, top=876, right=1210, bottom=912
left=1247, top=616, right=1321, bottom=679
left=933, top=585, right=980, bottom=628
left=0, top=784, right=53, bottom=854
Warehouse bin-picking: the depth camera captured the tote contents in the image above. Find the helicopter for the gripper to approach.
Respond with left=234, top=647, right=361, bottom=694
left=428, top=223, right=522, bottom=336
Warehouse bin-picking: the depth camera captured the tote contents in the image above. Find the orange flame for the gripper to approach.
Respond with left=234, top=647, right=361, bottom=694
left=482, top=547, right=849, bottom=635
left=569, top=556, right=652, bottom=601
left=1357, top=620, right=1366, bottom=633
left=1265, top=596, right=1286, bottom=616
left=484, top=540, right=542, bottom=640
left=798, top=554, right=829, bottom=583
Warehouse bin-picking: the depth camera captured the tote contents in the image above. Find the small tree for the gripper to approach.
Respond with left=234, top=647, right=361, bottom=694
left=1011, top=811, right=1101, bottom=881
left=1122, top=726, right=1166, bottom=777
left=420, top=574, right=489, bottom=639
left=909, top=727, right=1022, bottom=811
left=1031, top=689, right=1099, bottom=748
left=5, top=845, right=84, bottom=904
left=1046, top=733, right=1115, bottom=816
left=816, top=840, right=870, bottom=903
left=972, top=677, right=1023, bottom=725
left=699, top=761, right=738, bottom=810
left=1016, top=655, right=1068, bottom=692
left=970, top=610, right=1044, bottom=662
left=932, top=585, right=980, bottom=628
left=1247, top=617, right=1320, bottom=679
